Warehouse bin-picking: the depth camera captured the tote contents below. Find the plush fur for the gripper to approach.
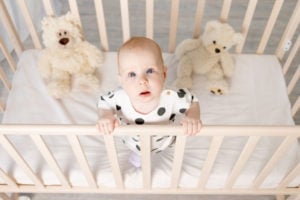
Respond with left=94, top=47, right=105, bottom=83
left=39, top=12, right=104, bottom=98
left=173, top=20, right=243, bottom=95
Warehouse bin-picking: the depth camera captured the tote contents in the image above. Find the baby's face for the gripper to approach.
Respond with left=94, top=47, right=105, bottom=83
left=118, top=47, right=166, bottom=112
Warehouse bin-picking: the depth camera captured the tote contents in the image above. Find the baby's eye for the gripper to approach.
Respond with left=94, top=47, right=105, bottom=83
left=128, top=72, right=136, bottom=78
left=146, top=68, right=154, bottom=74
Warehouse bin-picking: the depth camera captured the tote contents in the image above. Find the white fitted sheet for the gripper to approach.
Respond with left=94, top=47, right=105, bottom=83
left=1, top=49, right=299, bottom=189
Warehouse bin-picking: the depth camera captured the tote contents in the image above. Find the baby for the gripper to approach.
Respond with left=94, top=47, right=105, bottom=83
left=97, top=37, right=201, bottom=166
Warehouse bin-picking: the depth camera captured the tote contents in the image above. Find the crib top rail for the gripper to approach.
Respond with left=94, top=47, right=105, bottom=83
left=0, top=124, right=300, bottom=137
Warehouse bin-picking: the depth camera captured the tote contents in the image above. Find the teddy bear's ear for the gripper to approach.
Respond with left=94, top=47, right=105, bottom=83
left=233, top=33, right=244, bottom=44
left=41, top=16, right=54, bottom=31
left=205, top=20, right=221, bottom=33
left=64, top=11, right=81, bottom=27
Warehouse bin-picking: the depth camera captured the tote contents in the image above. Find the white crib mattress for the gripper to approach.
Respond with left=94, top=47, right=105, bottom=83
left=1, top=49, right=299, bottom=189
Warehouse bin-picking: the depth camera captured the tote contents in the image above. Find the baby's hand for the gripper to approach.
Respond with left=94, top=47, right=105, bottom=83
left=97, top=116, right=119, bottom=134
left=180, top=116, right=202, bottom=136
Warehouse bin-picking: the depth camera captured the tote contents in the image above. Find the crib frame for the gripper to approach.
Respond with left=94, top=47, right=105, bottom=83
left=0, top=0, right=300, bottom=200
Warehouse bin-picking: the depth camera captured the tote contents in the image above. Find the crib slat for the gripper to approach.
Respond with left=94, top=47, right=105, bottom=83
left=251, top=136, right=297, bottom=189
left=120, top=0, right=130, bottom=43
left=30, top=134, right=71, bottom=188
left=140, top=134, right=151, bottom=189
left=283, top=35, right=300, bottom=75
left=17, top=0, right=42, bottom=49
left=171, top=136, right=187, bottom=188
left=68, top=0, right=82, bottom=28
left=0, top=168, right=18, bottom=188
left=220, top=0, right=232, bottom=22
left=0, top=135, right=44, bottom=188
left=256, top=0, right=284, bottom=54
left=103, top=135, right=124, bottom=189
left=146, top=0, right=154, bottom=39
left=193, top=0, right=206, bottom=39
left=42, top=0, right=54, bottom=16
left=0, top=102, right=5, bottom=112
left=278, top=163, right=300, bottom=189
left=275, top=0, right=300, bottom=60
left=168, top=0, right=180, bottom=53
left=198, top=136, right=224, bottom=189
left=235, top=0, right=258, bottom=53
left=94, top=0, right=109, bottom=51
left=0, top=193, right=11, bottom=200
left=0, top=36, right=17, bottom=72
left=292, top=97, right=300, bottom=117
left=0, top=65, right=11, bottom=90
left=225, top=136, right=261, bottom=189
left=67, top=135, right=98, bottom=188
left=0, top=0, right=23, bottom=56
left=287, top=65, right=300, bottom=95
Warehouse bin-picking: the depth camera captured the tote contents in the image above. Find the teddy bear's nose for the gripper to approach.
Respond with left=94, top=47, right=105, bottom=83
left=215, top=48, right=220, bottom=53
left=59, top=38, right=69, bottom=45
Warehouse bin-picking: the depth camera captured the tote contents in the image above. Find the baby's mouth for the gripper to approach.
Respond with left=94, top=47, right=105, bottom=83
left=139, top=91, right=151, bottom=96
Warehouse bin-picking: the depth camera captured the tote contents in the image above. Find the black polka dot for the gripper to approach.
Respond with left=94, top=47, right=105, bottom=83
left=177, top=89, right=186, bottom=98
left=156, top=136, right=166, bottom=142
left=136, top=145, right=141, bottom=151
left=179, top=108, right=186, bottom=113
left=135, top=118, right=145, bottom=125
left=157, top=107, right=166, bottom=116
left=100, top=96, right=105, bottom=101
left=108, top=91, right=114, bottom=98
left=169, top=113, right=176, bottom=121
left=116, top=105, right=121, bottom=110
left=132, top=137, right=139, bottom=142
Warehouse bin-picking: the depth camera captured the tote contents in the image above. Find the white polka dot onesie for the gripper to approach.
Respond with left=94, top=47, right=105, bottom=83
left=98, top=88, right=198, bottom=154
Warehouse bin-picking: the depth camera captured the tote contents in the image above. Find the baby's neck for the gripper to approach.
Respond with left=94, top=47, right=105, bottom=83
left=132, top=101, right=159, bottom=115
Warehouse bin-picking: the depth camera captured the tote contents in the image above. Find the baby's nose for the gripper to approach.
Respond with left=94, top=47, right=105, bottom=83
left=139, top=76, right=148, bottom=85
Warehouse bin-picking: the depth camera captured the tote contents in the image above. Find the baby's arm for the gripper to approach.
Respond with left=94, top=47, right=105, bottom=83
left=97, top=109, right=119, bottom=134
left=180, top=102, right=202, bottom=135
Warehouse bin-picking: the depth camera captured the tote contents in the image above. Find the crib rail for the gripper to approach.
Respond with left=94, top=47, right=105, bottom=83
left=0, top=124, right=299, bottom=194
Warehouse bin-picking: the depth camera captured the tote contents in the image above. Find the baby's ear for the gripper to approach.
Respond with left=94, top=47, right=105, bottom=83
left=163, top=65, right=167, bottom=79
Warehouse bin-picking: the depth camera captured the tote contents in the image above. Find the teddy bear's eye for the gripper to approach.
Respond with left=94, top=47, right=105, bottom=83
left=64, top=31, right=67, bottom=35
left=213, top=40, right=216, bottom=44
left=58, top=32, right=62, bottom=36
left=223, top=46, right=226, bottom=49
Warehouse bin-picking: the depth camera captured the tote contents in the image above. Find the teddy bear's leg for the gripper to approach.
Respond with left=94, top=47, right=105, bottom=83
left=208, top=79, right=229, bottom=95
left=221, top=53, right=235, bottom=78
left=73, top=73, right=100, bottom=93
left=48, top=70, right=71, bottom=98
left=173, top=57, right=193, bottom=88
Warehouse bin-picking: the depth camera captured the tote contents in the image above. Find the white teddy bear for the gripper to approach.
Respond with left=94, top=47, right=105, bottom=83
left=39, top=12, right=104, bottom=98
left=173, top=20, right=243, bottom=95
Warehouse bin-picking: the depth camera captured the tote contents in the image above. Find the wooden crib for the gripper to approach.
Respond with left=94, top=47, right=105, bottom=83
left=0, top=0, right=299, bottom=200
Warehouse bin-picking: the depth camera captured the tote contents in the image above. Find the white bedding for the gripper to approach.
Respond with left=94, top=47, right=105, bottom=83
left=1, top=49, right=299, bottom=189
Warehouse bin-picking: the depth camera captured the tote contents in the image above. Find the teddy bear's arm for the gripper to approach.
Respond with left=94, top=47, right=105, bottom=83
left=220, top=52, right=235, bottom=77
left=82, top=41, right=104, bottom=69
left=175, top=38, right=201, bottom=59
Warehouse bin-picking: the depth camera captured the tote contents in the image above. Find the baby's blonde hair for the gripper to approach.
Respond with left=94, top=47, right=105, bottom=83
left=118, top=36, right=164, bottom=67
